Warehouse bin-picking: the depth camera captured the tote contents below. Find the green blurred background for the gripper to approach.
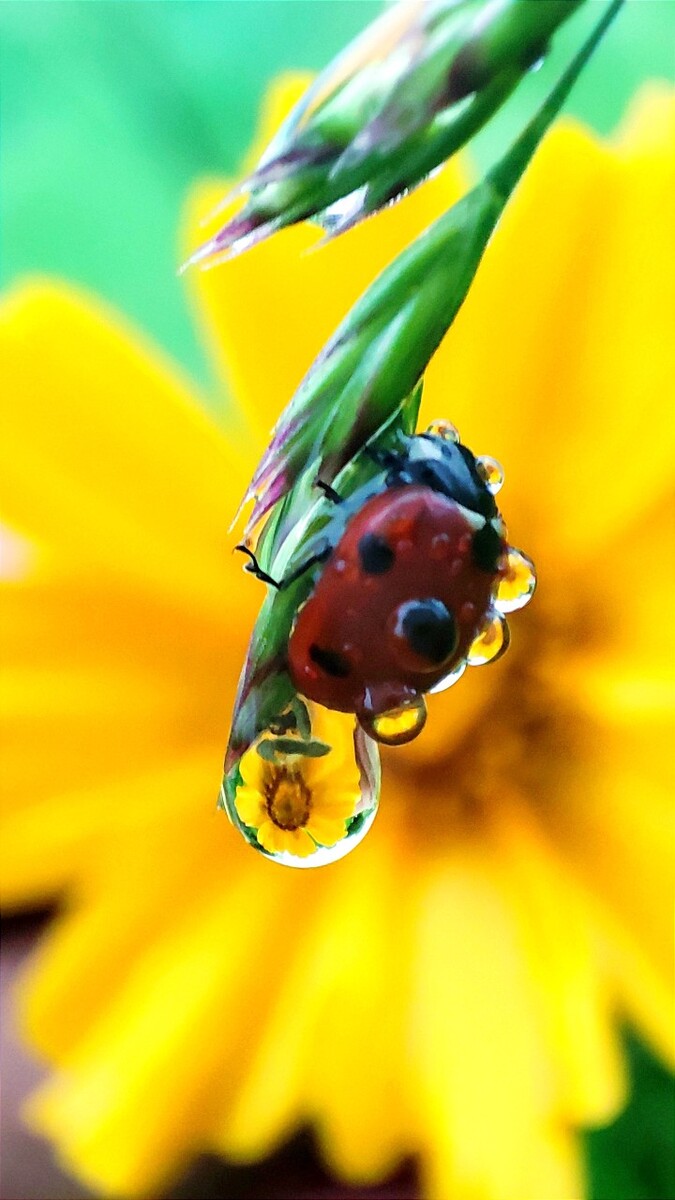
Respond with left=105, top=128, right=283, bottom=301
left=1, top=2, right=673, bottom=1198
left=3, top=0, right=675, bottom=392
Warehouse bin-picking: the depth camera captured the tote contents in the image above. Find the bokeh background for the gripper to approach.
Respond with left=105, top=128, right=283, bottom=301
left=1, top=2, right=674, bottom=1198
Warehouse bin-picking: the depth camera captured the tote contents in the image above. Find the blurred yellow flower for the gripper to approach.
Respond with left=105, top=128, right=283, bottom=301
left=1, top=77, right=674, bottom=1200
left=235, top=719, right=361, bottom=858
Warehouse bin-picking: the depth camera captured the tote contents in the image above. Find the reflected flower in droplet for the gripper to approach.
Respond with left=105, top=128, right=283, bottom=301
left=494, top=547, right=537, bottom=613
left=425, top=417, right=461, bottom=442
left=476, top=454, right=505, bottom=494
left=467, top=609, right=510, bottom=666
left=228, top=708, right=377, bottom=867
left=360, top=694, right=427, bottom=746
left=428, top=657, right=467, bottom=693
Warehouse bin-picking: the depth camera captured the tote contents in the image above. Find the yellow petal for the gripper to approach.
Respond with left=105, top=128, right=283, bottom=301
left=0, top=563, right=245, bottom=901
left=1, top=749, right=224, bottom=908
left=310, top=784, right=360, bottom=817
left=0, top=282, right=258, bottom=901
left=23, top=866, right=305, bottom=1197
left=301, top=748, right=357, bottom=791
left=256, top=821, right=316, bottom=858
left=407, top=839, right=586, bottom=1200
left=18, top=796, right=244, bottom=1061
left=237, top=746, right=266, bottom=791
left=422, top=89, right=675, bottom=566
left=599, top=904, right=675, bottom=1070
left=213, top=861, right=332, bottom=1162
left=0, top=282, right=249, bottom=619
left=304, top=813, right=348, bottom=847
left=491, top=791, right=626, bottom=1126
left=613, top=80, right=675, bottom=155
left=301, top=816, right=410, bottom=1181
left=185, top=141, right=467, bottom=458
left=565, top=494, right=675, bottom=706
left=233, top=785, right=267, bottom=830
left=540, top=497, right=674, bottom=1021
left=422, top=1121, right=584, bottom=1200
left=1, top=658, right=224, bottom=802
left=541, top=718, right=674, bottom=1021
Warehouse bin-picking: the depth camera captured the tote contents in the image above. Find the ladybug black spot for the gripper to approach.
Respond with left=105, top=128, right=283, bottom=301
left=472, top=522, right=503, bottom=573
left=358, top=533, right=395, bottom=575
left=400, top=599, right=457, bottom=665
left=309, top=644, right=350, bottom=678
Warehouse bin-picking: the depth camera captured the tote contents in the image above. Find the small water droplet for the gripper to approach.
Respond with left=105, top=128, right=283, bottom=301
left=426, top=418, right=460, bottom=443
left=467, top=610, right=510, bottom=666
left=314, top=184, right=368, bottom=234
left=494, top=548, right=537, bottom=613
left=361, top=695, right=427, bottom=746
left=430, top=532, right=451, bottom=560
left=428, top=658, right=466, bottom=694
left=476, top=455, right=504, bottom=494
left=222, top=709, right=379, bottom=867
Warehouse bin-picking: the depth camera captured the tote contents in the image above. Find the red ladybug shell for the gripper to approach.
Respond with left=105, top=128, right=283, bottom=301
left=288, top=485, right=505, bottom=718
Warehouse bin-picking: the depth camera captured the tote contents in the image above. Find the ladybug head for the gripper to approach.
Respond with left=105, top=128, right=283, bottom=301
left=390, top=432, right=497, bottom=520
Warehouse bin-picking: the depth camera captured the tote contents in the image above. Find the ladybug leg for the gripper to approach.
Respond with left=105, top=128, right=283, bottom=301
left=315, top=478, right=342, bottom=504
left=235, top=544, right=282, bottom=589
left=280, top=544, right=331, bottom=588
left=236, top=543, right=331, bottom=590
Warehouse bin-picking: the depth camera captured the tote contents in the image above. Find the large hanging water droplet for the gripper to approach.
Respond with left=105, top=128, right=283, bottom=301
left=428, top=658, right=466, bottom=694
left=494, top=547, right=537, bottom=613
left=467, top=610, right=510, bottom=666
left=425, top=418, right=460, bottom=443
left=360, top=694, right=427, bottom=746
left=221, top=707, right=379, bottom=868
left=476, top=455, right=504, bottom=495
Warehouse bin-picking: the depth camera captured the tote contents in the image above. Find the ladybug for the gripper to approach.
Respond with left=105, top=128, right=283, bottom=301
left=239, top=424, right=524, bottom=746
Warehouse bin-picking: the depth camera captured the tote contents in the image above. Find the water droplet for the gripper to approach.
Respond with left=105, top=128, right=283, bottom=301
left=467, top=610, right=510, bottom=666
left=494, top=548, right=537, bottom=613
left=430, top=532, right=451, bottom=559
left=360, top=695, right=427, bottom=746
left=221, top=709, right=379, bottom=868
left=425, top=418, right=460, bottom=443
left=428, top=658, right=466, bottom=693
left=476, top=455, right=504, bottom=494
left=314, top=185, right=368, bottom=234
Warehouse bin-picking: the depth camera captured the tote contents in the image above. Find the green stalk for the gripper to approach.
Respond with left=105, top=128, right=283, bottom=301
left=225, top=0, right=624, bottom=774
left=244, top=0, right=624, bottom=533
left=188, top=0, right=589, bottom=267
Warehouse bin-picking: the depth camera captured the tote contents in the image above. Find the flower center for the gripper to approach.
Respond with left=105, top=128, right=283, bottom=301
left=264, top=767, right=312, bottom=831
left=391, top=606, right=582, bottom=835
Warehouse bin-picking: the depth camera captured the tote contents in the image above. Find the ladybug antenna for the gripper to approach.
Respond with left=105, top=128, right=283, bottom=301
left=234, top=544, right=281, bottom=590
left=236, top=540, right=333, bottom=591
left=315, top=478, right=343, bottom=504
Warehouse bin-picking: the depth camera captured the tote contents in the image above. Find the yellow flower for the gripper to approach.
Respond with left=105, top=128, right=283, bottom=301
left=1, top=76, right=674, bottom=1200
left=234, top=715, right=361, bottom=859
